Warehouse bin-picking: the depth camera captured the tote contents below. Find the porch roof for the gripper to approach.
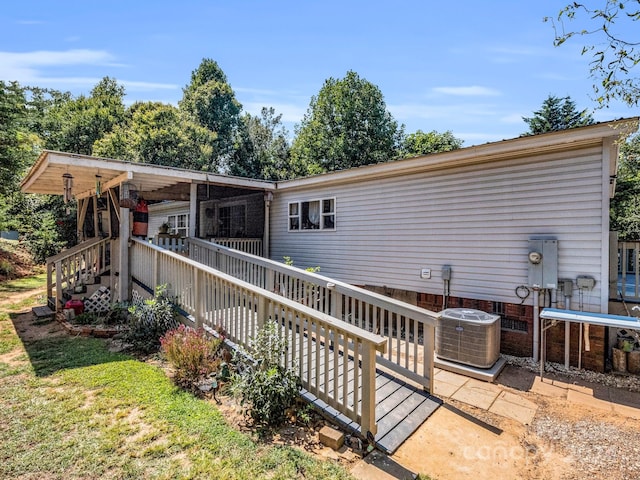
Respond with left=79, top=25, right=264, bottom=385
left=20, top=151, right=275, bottom=201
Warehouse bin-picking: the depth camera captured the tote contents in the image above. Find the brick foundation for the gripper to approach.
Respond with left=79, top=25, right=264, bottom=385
left=411, top=292, right=606, bottom=373
left=543, top=322, right=605, bottom=372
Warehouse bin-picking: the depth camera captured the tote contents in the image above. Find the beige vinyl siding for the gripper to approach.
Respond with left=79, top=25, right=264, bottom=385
left=147, top=201, right=190, bottom=237
left=271, top=146, right=606, bottom=312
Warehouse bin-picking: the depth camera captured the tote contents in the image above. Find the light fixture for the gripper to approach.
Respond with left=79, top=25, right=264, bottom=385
left=62, top=173, right=73, bottom=204
left=95, top=174, right=102, bottom=196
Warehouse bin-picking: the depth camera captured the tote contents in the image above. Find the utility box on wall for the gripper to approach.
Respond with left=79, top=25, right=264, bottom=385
left=528, top=238, right=558, bottom=289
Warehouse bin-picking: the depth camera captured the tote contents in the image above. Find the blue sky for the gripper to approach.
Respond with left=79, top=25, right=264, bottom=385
left=1, top=1, right=637, bottom=146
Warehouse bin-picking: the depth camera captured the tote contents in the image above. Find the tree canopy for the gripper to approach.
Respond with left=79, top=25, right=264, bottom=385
left=0, top=81, right=31, bottom=195
left=180, top=59, right=242, bottom=167
left=43, top=77, right=126, bottom=155
left=291, top=70, right=403, bottom=174
left=400, top=130, right=463, bottom=158
left=229, top=107, right=293, bottom=180
left=93, top=101, right=217, bottom=170
left=611, top=133, right=640, bottom=240
left=546, top=1, right=640, bottom=107
left=522, top=95, right=594, bottom=135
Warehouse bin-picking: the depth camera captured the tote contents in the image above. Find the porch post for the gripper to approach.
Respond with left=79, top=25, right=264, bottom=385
left=263, top=191, right=273, bottom=258
left=189, top=183, right=197, bottom=238
left=117, top=207, right=130, bottom=302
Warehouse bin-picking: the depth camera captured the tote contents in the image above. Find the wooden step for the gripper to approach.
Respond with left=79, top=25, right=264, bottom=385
left=32, top=305, right=55, bottom=322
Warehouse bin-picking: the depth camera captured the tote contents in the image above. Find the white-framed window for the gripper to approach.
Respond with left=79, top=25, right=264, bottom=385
left=288, top=198, right=335, bottom=231
left=167, top=213, right=190, bottom=237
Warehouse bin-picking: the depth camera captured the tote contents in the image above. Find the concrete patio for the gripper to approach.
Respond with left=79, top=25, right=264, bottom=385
left=350, top=364, right=640, bottom=479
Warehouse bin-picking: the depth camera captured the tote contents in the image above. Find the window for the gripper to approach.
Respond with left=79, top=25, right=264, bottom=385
left=219, top=203, right=246, bottom=237
left=288, top=198, right=335, bottom=231
left=167, top=214, right=190, bottom=237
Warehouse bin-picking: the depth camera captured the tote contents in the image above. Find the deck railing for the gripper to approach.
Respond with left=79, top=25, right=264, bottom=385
left=210, top=238, right=263, bottom=256
left=130, top=238, right=387, bottom=435
left=152, top=235, right=187, bottom=253
left=187, top=237, right=437, bottom=392
left=46, top=237, right=111, bottom=311
left=619, top=241, right=640, bottom=302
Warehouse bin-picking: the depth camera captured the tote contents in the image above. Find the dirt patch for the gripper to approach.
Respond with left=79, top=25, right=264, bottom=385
left=0, top=240, right=37, bottom=282
left=10, top=311, right=67, bottom=342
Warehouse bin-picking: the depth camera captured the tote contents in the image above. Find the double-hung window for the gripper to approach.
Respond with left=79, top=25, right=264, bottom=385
left=289, top=198, right=335, bottom=231
left=167, top=213, right=189, bottom=237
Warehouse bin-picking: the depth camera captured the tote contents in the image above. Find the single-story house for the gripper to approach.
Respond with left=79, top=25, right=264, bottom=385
left=21, top=118, right=640, bottom=373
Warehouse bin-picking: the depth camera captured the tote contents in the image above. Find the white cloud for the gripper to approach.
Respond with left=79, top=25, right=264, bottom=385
left=120, top=80, right=178, bottom=91
left=0, top=49, right=117, bottom=67
left=0, top=49, right=119, bottom=84
left=432, top=86, right=501, bottom=97
left=0, top=49, right=178, bottom=94
left=388, top=102, right=499, bottom=121
left=500, top=113, right=525, bottom=124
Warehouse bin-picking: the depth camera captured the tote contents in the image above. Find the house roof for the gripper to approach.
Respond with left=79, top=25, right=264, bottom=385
left=21, top=119, right=638, bottom=201
left=20, top=151, right=275, bottom=200
left=275, top=119, right=639, bottom=193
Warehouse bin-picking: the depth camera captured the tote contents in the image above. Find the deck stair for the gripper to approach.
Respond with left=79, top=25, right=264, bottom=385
left=32, top=305, right=55, bottom=323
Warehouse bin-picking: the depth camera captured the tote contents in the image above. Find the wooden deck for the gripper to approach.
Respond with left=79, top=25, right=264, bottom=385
left=300, top=357, right=441, bottom=454
left=277, top=316, right=441, bottom=454
left=198, top=305, right=440, bottom=453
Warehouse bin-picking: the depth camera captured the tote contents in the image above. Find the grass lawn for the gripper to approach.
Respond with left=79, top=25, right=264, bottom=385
left=0, top=276, right=354, bottom=480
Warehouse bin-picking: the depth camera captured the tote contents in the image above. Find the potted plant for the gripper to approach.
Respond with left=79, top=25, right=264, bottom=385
left=159, top=222, right=170, bottom=234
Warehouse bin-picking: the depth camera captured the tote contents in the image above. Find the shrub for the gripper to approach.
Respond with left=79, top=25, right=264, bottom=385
left=230, top=320, right=300, bottom=426
left=126, top=285, right=178, bottom=354
left=161, top=325, right=222, bottom=388
left=71, top=312, right=101, bottom=325
left=0, top=259, right=14, bottom=276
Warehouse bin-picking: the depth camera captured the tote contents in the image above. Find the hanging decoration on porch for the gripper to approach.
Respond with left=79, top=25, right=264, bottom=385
left=95, top=174, right=102, bottom=197
left=62, top=173, right=73, bottom=204
left=119, top=181, right=138, bottom=209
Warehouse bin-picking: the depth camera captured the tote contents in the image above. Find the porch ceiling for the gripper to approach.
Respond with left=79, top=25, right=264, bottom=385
left=20, top=151, right=275, bottom=200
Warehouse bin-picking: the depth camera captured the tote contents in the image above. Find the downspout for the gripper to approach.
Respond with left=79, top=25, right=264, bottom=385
left=264, top=191, right=273, bottom=259
left=189, top=183, right=198, bottom=238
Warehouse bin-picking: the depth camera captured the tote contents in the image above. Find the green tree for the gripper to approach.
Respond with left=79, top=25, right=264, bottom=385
left=546, top=1, right=640, bottom=107
left=523, top=95, right=594, bottom=135
left=44, top=77, right=126, bottom=154
left=229, top=107, right=292, bottom=180
left=291, top=70, right=403, bottom=174
left=93, top=101, right=217, bottom=170
left=0, top=81, right=33, bottom=195
left=611, top=133, right=640, bottom=240
left=180, top=59, right=242, bottom=167
left=401, top=130, right=463, bottom=157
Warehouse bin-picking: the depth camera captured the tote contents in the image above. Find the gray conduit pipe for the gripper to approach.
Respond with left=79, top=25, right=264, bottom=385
left=565, top=293, right=571, bottom=369
left=533, top=288, right=540, bottom=362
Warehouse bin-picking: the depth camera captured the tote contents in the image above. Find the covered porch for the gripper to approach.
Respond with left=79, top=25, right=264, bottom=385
left=20, top=151, right=275, bottom=306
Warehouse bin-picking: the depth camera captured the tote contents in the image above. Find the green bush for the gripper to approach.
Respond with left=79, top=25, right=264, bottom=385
left=0, top=259, right=14, bottom=276
left=70, top=312, right=101, bottom=325
left=231, top=320, right=300, bottom=426
left=160, top=325, right=222, bottom=388
left=126, top=286, right=178, bottom=354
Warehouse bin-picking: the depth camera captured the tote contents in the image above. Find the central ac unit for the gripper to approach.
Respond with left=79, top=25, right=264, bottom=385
left=436, top=308, right=501, bottom=369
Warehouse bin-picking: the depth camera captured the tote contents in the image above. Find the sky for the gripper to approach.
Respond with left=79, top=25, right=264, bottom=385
left=1, top=0, right=638, bottom=147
